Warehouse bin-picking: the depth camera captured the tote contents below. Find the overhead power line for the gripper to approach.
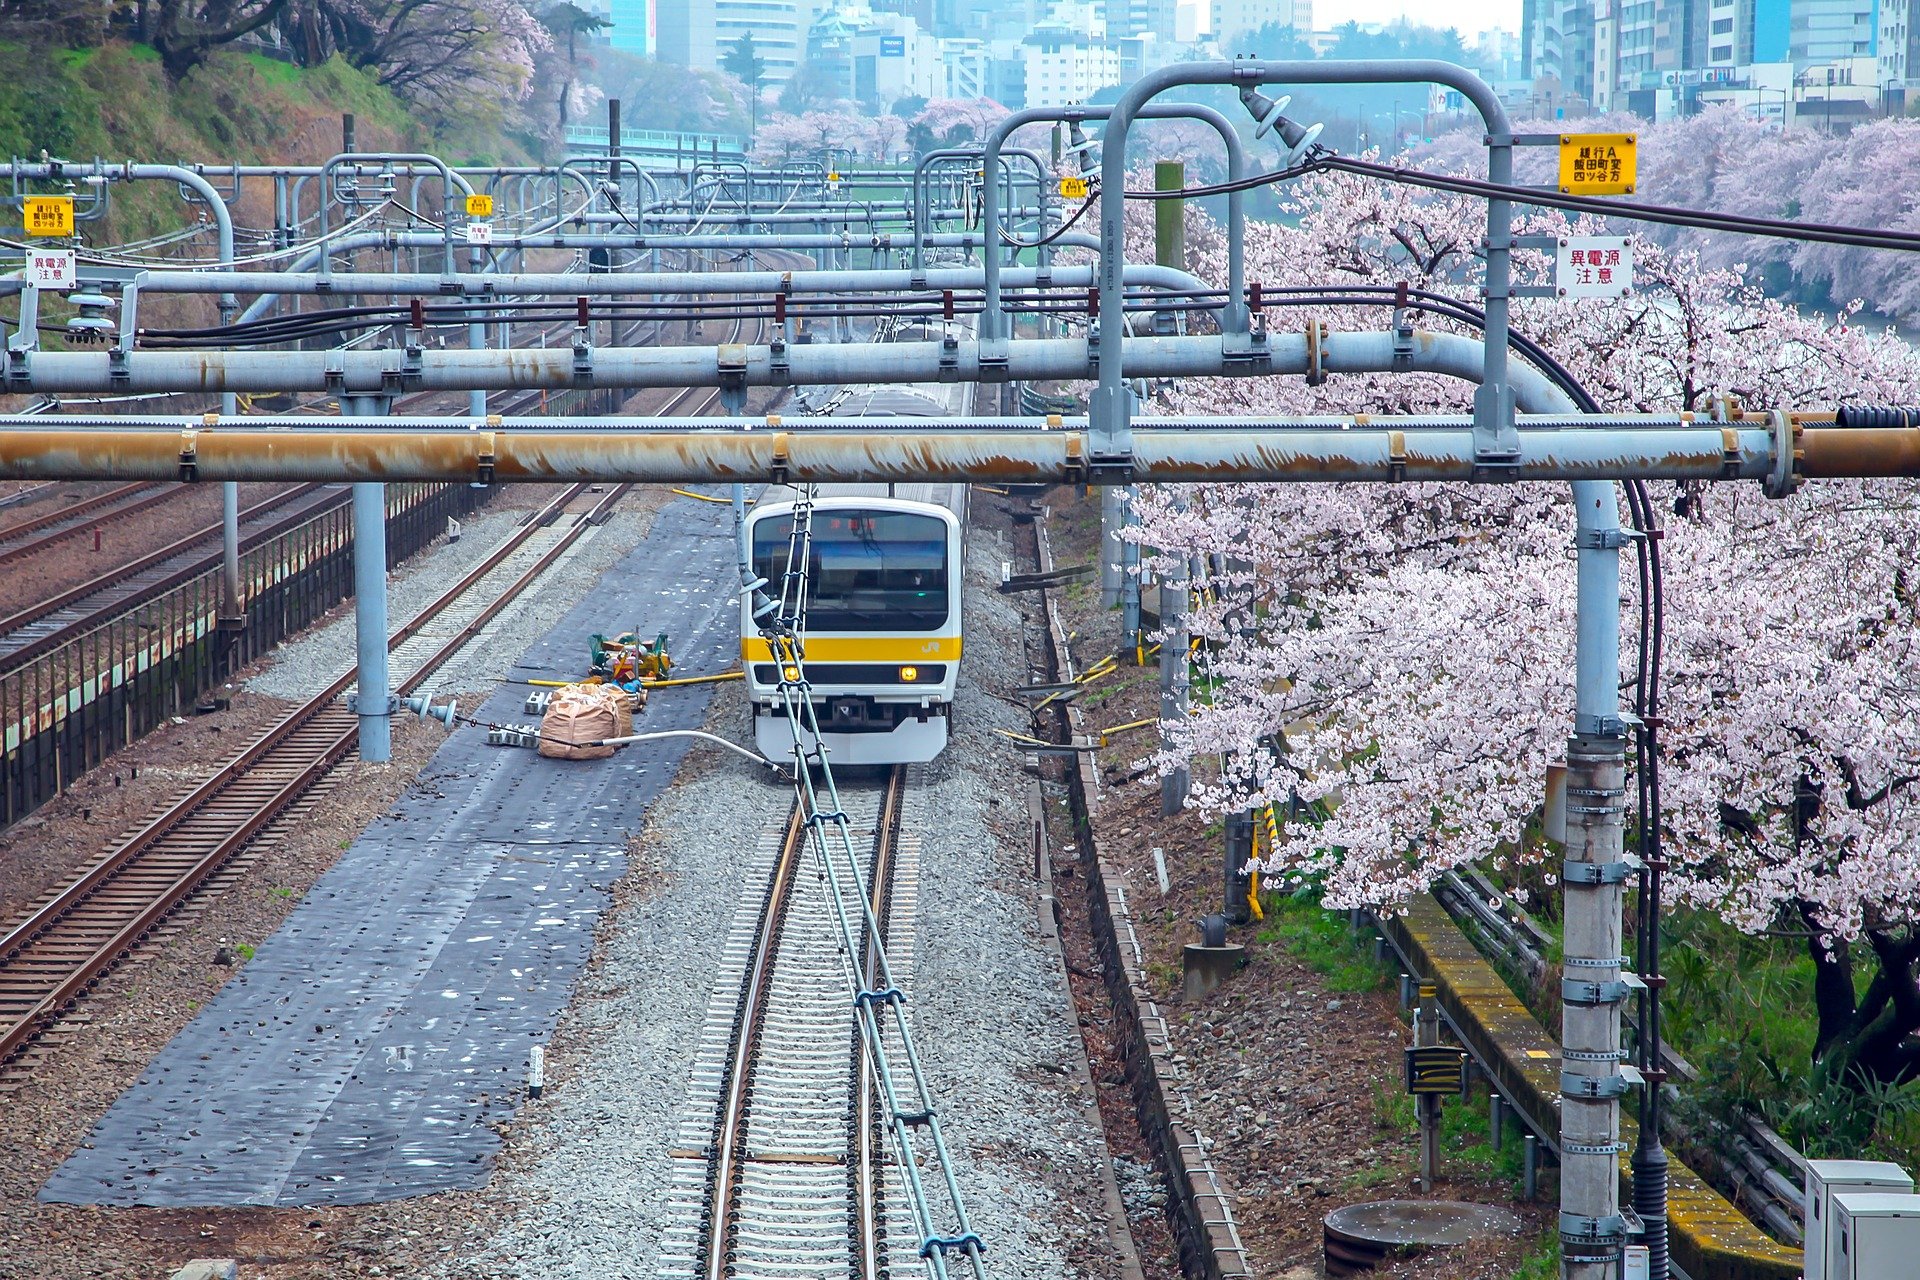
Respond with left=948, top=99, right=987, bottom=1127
left=1125, top=149, right=1920, bottom=255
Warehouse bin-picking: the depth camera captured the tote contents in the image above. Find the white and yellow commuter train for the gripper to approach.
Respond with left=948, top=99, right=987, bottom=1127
left=740, top=381, right=973, bottom=766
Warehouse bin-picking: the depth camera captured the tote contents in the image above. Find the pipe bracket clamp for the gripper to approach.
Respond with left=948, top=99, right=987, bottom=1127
left=1763, top=408, right=1802, bottom=499
left=1387, top=430, right=1408, bottom=483
left=475, top=432, right=496, bottom=486
left=1562, top=953, right=1631, bottom=970
left=1085, top=450, right=1134, bottom=486
left=178, top=429, right=198, bottom=482
left=1561, top=1069, right=1632, bottom=1099
left=1563, top=976, right=1632, bottom=1005
left=1563, top=860, right=1633, bottom=886
left=769, top=432, right=791, bottom=486
left=1560, top=1210, right=1627, bottom=1239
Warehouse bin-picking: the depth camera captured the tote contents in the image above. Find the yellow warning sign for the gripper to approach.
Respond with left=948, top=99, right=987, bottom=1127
left=827, top=171, right=841, bottom=183
left=464, top=193, right=495, bottom=218
left=1558, top=133, right=1636, bottom=195
left=23, top=196, right=73, bottom=237
left=1058, top=176, right=1089, bottom=200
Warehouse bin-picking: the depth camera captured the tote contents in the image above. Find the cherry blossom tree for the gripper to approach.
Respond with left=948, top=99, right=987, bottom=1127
left=1131, top=157, right=1920, bottom=1086
left=282, top=0, right=549, bottom=113
left=909, top=96, right=1008, bottom=150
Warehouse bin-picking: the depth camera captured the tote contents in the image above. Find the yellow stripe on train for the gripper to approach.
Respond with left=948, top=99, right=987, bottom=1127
left=740, top=635, right=964, bottom=663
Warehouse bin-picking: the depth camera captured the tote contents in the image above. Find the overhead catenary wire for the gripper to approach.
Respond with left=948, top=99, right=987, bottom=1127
left=1124, top=149, right=1920, bottom=255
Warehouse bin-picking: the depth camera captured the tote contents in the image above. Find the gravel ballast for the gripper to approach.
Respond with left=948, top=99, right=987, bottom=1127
left=443, top=523, right=1131, bottom=1279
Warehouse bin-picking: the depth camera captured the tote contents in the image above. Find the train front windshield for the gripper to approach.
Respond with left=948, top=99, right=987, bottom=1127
left=751, top=510, right=948, bottom=631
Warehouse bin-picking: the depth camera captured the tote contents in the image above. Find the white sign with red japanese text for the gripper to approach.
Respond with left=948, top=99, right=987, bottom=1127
left=1555, top=236, right=1632, bottom=299
left=27, top=249, right=75, bottom=290
left=463, top=220, right=494, bottom=246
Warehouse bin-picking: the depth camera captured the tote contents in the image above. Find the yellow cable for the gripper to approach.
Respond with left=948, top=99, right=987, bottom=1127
left=1097, top=716, right=1157, bottom=746
left=670, top=487, right=746, bottom=505
left=641, top=670, right=743, bottom=688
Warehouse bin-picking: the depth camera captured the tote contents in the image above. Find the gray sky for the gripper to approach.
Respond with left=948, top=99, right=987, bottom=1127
left=1315, top=0, right=1522, bottom=39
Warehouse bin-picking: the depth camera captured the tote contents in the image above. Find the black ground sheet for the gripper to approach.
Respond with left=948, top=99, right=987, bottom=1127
left=42, top=492, right=740, bottom=1206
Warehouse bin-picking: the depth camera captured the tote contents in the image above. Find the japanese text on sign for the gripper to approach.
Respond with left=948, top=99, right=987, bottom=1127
left=1058, top=176, right=1089, bottom=200
left=1558, top=133, right=1636, bottom=195
left=1555, top=236, right=1634, bottom=299
left=28, top=250, right=75, bottom=290
left=464, top=221, right=494, bottom=246
left=464, top=193, right=494, bottom=218
left=23, top=196, right=74, bottom=237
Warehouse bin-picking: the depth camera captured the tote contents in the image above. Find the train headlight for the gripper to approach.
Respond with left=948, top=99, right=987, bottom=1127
left=898, top=665, right=920, bottom=683
left=782, top=664, right=801, bottom=682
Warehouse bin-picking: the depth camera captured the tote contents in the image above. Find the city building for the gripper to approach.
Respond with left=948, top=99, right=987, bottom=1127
left=656, top=0, right=817, bottom=88
left=1791, top=0, right=1878, bottom=67
left=604, top=0, right=657, bottom=56
left=1022, top=5, right=1124, bottom=106
left=1210, top=0, right=1311, bottom=50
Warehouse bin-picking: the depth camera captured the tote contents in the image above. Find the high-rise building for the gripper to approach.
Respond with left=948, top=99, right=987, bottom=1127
left=1210, top=0, right=1310, bottom=50
left=657, top=0, right=811, bottom=86
left=1652, top=0, right=1707, bottom=77
left=604, top=0, right=656, bottom=57
left=1791, top=0, right=1878, bottom=67
left=1106, top=0, right=1178, bottom=39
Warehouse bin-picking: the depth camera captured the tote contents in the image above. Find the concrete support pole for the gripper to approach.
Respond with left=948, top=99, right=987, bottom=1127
left=1562, top=479, right=1629, bottom=1279
left=347, top=395, right=392, bottom=764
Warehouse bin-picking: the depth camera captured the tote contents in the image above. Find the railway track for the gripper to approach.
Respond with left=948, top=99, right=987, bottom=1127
left=662, top=768, right=913, bottom=1280
left=0, top=478, right=626, bottom=1076
left=0, top=483, right=181, bottom=567
left=0, top=349, right=749, bottom=1077
left=0, top=482, right=336, bottom=663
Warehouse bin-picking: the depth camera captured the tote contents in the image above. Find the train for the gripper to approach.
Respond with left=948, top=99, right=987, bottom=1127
left=739, top=378, right=973, bottom=767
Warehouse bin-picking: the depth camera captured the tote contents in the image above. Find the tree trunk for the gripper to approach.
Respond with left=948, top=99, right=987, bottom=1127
left=1803, top=911, right=1920, bottom=1090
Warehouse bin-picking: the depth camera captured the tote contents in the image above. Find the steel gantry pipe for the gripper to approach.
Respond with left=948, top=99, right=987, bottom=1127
left=3, top=326, right=1327, bottom=395
left=0, top=415, right=1869, bottom=485
left=1094, top=59, right=1519, bottom=463
left=981, top=102, right=1251, bottom=342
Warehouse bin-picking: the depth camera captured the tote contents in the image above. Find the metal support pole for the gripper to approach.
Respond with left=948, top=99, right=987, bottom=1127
left=1153, top=161, right=1185, bottom=336
left=1223, top=812, right=1253, bottom=924
left=1098, top=484, right=1125, bottom=608
left=1416, top=982, right=1442, bottom=1192
left=346, top=395, right=392, bottom=764
left=1159, top=535, right=1190, bottom=816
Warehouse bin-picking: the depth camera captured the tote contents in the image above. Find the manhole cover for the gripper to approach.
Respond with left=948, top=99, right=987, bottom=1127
left=1324, top=1200, right=1525, bottom=1274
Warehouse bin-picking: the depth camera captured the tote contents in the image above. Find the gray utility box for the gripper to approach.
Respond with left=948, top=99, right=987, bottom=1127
left=1806, top=1160, right=1915, bottom=1280
left=1804, top=1159, right=1912, bottom=1280
left=1832, top=1193, right=1920, bottom=1279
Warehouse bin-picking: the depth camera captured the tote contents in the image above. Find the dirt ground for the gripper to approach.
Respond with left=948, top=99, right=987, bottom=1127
left=1018, top=486, right=1552, bottom=1279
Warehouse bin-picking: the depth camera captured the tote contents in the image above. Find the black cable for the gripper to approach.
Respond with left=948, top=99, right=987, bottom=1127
left=998, top=182, right=1103, bottom=249
left=1124, top=149, right=1920, bottom=255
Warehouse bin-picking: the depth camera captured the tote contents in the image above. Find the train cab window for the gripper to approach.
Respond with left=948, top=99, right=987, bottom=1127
left=752, top=510, right=949, bottom=631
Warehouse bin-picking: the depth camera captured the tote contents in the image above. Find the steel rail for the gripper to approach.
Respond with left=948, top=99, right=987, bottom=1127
left=0, top=483, right=174, bottom=560
left=0, top=482, right=333, bottom=656
left=0, top=314, right=748, bottom=1067
left=0, top=478, right=614, bottom=1066
left=854, top=766, right=907, bottom=1280
left=707, top=801, right=809, bottom=1280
